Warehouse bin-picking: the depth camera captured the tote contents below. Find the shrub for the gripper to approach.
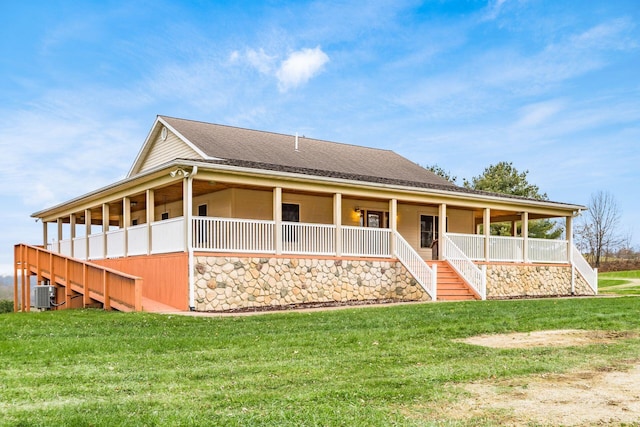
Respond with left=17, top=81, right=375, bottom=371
left=0, top=299, right=14, bottom=314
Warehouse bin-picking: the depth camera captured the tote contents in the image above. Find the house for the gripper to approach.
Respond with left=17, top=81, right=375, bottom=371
left=14, top=116, right=597, bottom=312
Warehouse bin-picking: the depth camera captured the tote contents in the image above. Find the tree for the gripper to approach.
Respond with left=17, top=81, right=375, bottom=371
left=423, top=164, right=457, bottom=184
left=576, top=190, right=625, bottom=268
left=463, top=161, right=547, bottom=199
left=464, top=161, right=562, bottom=238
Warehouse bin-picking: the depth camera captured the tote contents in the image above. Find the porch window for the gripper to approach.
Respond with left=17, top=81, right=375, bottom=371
left=282, top=203, right=300, bottom=222
left=198, top=204, right=207, bottom=217
left=161, top=212, right=169, bottom=221
left=282, top=203, right=300, bottom=242
left=359, top=210, right=389, bottom=228
left=420, top=215, right=438, bottom=248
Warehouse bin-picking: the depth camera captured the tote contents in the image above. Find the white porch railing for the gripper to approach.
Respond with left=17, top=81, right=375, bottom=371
left=393, top=232, right=436, bottom=299
left=151, top=217, right=185, bottom=254
left=447, top=233, right=484, bottom=260
left=127, top=224, right=149, bottom=256
left=88, top=234, right=105, bottom=260
left=442, top=234, right=486, bottom=300
left=448, top=232, right=569, bottom=264
left=342, top=226, right=391, bottom=257
left=571, top=245, right=598, bottom=294
left=106, top=229, right=126, bottom=258
left=60, top=239, right=72, bottom=257
left=192, top=217, right=274, bottom=253
left=73, top=237, right=87, bottom=260
left=529, top=238, right=568, bottom=263
left=282, top=222, right=335, bottom=255
left=490, top=236, right=524, bottom=262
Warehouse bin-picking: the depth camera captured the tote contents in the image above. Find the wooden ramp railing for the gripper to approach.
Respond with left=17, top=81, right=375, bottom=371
left=14, top=243, right=143, bottom=312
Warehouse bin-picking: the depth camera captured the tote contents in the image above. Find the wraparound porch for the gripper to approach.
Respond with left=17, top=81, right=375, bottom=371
left=46, top=216, right=598, bottom=303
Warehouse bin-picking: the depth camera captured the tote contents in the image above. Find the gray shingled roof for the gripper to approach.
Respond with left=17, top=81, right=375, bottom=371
left=160, top=115, right=456, bottom=188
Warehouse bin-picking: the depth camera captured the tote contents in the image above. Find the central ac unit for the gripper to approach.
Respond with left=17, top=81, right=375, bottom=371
left=34, top=285, right=55, bottom=309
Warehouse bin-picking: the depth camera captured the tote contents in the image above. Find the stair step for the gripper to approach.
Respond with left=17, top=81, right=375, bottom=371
left=426, top=260, right=480, bottom=301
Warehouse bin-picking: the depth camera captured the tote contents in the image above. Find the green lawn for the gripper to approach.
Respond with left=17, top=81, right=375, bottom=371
left=1, top=298, right=639, bottom=426
left=598, top=269, right=640, bottom=295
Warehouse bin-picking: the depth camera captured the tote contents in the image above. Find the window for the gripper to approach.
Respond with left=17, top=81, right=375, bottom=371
left=358, top=209, right=389, bottom=228
left=282, top=203, right=300, bottom=222
left=132, top=219, right=138, bottom=226
left=198, top=204, right=207, bottom=217
left=367, top=211, right=382, bottom=228
left=420, top=215, right=438, bottom=248
left=282, top=203, right=300, bottom=242
left=161, top=212, right=169, bottom=221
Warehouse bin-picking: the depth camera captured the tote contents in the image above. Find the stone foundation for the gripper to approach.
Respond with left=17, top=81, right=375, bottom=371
left=486, top=263, right=595, bottom=299
left=193, top=256, right=431, bottom=311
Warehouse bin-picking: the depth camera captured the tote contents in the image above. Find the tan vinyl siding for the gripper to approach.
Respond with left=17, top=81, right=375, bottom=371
left=282, top=193, right=333, bottom=224
left=138, top=130, right=203, bottom=174
left=193, top=189, right=233, bottom=218
left=232, top=188, right=273, bottom=220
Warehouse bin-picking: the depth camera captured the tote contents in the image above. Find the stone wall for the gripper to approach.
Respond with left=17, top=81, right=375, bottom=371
left=193, top=256, right=431, bottom=311
left=486, top=263, right=596, bottom=299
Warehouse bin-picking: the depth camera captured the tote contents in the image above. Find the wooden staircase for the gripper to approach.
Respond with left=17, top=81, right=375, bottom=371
left=428, top=260, right=479, bottom=301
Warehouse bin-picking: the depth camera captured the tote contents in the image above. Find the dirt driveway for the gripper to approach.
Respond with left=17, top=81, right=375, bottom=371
left=437, top=330, right=640, bottom=426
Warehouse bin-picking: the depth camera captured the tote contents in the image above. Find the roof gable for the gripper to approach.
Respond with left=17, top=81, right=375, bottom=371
left=127, top=117, right=212, bottom=177
left=158, top=116, right=455, bottom=188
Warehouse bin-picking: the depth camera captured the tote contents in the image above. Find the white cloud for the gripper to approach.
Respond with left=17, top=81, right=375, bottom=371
left=246, top=48, right=276, bottom=74
left=515, top=99, right=566, bottom=128
left=276, top=47, right=329, bottom=92
left=482, top=0, right=510, bottom=22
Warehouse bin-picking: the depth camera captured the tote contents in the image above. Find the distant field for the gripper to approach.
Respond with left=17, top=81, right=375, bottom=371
left=1, top=298, right=639, bottom=426
left=598, top=270, right=640, bottom=296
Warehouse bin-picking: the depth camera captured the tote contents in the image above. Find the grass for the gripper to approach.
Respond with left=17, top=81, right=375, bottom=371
left=598, top=269, right=640, bottom=295
left=1, top=298, right=640, bottom=426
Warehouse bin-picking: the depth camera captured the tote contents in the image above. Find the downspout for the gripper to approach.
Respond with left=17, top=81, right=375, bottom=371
left=187, top=166, right=198, bottom=311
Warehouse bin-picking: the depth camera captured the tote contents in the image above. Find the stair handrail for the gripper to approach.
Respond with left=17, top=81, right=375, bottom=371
left=570, top=244, right=598, bottom=294
left=14, top=243, right=143, bottom=312
left=392, top=232, right=436, bottom=300
left=442, top=234, right=486, bottom=300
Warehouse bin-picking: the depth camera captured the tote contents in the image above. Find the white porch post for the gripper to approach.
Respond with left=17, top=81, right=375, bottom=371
left=522, top=212, right=529, bottom=262
left=70, top=214, right=76, bottom=258
left=389, top=198, right=397, bottom=256
left=146, top=189, right=154, bottom=255
left=566, top=215, right=573, bottom=262
left=483, top=208, right=490, bottom=262
left=185, top=168, right=197, bottom=310
left=567, top=215, right=575, bottom=293
left=183, top=177, right=193, bottom=252
left=42, top=221, right=48, bottom=248
left=123, top=197, right=131, bottom=257
left=334, top=193, right=342, bottom=257
left=57, top=218, right=63, bottom=253
left=85, top=209, right=91, bottom=260
left=274, top=187, right=282, bottom=255
left=438, top=203, right=446, bottom=260
left=102, top=203, right=109, bottom=257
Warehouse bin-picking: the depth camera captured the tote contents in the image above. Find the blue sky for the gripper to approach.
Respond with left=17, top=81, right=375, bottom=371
left=1, top=0, right=639, bottom=274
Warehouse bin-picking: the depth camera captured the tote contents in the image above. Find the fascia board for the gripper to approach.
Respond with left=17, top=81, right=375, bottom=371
left=178, top=160, right=586, bottom=214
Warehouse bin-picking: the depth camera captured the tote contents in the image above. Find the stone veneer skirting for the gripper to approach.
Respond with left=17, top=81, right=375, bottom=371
left=193, top=255, right=431, bottom=311
left=485, top=263, right=595, bottom=299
